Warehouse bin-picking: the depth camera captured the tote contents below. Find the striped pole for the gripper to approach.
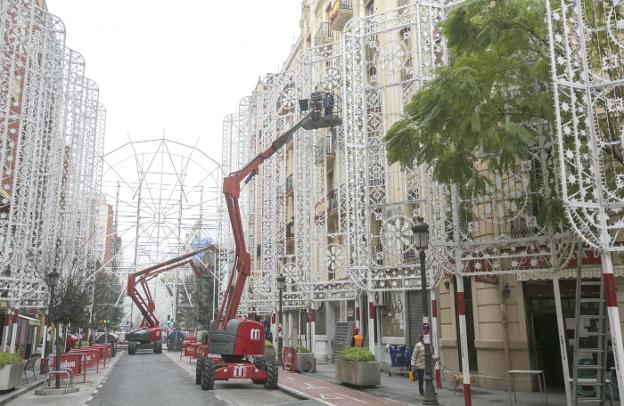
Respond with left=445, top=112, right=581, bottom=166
left=456, top=276, right=472, bottom=406
left=1, top=310, right=10, bottom=352
left=368, top=297, right=375, bottom=354
left=9, top=306, right=19, bottom=353
left=431, top=292, right=442, bottom=388
left=40, top=314, right=48, bottom=359
left=602, top=253, right=624, bottom=403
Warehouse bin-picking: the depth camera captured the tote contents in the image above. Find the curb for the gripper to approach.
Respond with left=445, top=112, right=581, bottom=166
left=0, top=380, right=44, bottom=406
left=277, top=383, right=333, bottom=405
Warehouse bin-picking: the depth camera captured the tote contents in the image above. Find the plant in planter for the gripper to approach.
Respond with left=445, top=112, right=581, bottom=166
left=335, top=347, right=380, bottom=387
left=0, top=352, right=24, bottom=393
left=264, top=340, right=276, bottom=362
left=295, top=345, right=316, bottom=373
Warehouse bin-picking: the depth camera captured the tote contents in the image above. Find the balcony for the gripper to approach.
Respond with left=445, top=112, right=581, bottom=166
left=286, top=222, right=295, bottom=239
left=314, top=22, right=335, bottom=47
left=328, top=189, right=339, bottom=213
left=329, top=0, right=353, bottom=31
left=314, top=135, right=336, bottom=164
left=286, top=174, right=293, bottom=195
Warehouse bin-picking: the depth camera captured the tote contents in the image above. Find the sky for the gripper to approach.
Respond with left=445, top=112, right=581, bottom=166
left=46, top=0, right=302, bottom=160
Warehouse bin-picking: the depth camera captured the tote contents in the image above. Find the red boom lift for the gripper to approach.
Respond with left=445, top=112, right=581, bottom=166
left=196, top=92, right=340, bottom=390
left=126, top=246, right=215, bottom=355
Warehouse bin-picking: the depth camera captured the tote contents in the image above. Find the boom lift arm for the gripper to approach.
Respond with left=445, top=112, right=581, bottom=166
left=127, top=246, right=215, bottom=328
left=216, top=92, right=340, bottom=330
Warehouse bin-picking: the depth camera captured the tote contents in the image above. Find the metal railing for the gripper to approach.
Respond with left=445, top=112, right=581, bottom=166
left=314, top=22, right=335, bottom=47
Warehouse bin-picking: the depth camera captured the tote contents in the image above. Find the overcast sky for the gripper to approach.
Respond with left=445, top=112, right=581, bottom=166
left=46, top=0, right=302, bottom=160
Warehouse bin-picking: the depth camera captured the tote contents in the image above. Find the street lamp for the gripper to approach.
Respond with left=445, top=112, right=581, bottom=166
left=276, top=274, right=286, bottom=367
left=47, top=269, right=61, bottom=389
left=412, top=217, right=438, bottom=405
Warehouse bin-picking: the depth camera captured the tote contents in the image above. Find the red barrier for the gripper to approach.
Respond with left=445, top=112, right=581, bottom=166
left=69, top=348, right=101, bottom=372
left=282, top=346, right=297, bottom=372
left=189, top=343, right=202, bottom=362
left=49, top=353, right=87, bottom=383
left=88, top=345, right=108, bottom=368
left=91, top=343, right=112, bottom=359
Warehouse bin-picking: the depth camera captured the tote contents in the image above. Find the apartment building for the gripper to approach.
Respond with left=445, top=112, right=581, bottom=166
left=221, top=0, right=624, bottom=393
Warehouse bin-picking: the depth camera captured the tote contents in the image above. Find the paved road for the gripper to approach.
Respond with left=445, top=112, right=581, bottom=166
left=87, top=349, right=224, bottom=406
left=87, top=349, right=306, bottom=406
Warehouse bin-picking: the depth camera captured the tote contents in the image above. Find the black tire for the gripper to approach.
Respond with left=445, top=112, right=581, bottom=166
left=128, top=341, right=136, bottom=355
left=195, top=357, right=204, bottom=385
left=264, top=361, right=278, bottom=390
left=154, top=341, right=162, bottom=354
left=201, top=358, right=215, bottom=390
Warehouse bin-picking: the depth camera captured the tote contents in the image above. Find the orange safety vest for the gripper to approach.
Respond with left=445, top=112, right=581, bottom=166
left=354, top=334, right=363, bottom=347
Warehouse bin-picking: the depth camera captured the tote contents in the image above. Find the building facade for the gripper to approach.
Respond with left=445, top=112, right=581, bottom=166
left=219, top=0, right=624, bottom=395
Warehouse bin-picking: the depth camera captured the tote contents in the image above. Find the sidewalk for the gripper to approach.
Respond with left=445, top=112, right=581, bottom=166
left=0, top=351, right=122, bottom=406
left=0, top=360, right=45, bottom=406
left=304, top=362, right=573, bottom=406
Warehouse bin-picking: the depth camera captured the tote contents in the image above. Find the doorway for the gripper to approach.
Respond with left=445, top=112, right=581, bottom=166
left=530, top=313, right=564, bottom=389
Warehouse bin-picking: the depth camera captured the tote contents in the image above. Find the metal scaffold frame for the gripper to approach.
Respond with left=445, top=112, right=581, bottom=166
left=221, top=2, right=624, bottom=403
left=101, top=138, right=221, bottom=327
left=547, top=0, right=624, bottom=401
left=0, top=0, right=106, bottom=312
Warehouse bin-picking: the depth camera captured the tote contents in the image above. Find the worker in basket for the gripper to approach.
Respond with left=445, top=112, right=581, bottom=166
left=351, top=327, right=363, bottom=347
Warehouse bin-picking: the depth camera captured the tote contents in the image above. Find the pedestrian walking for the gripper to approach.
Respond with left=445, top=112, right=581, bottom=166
left=266, top=329, right=273, bottom=343
left=350, top=327, right=363, bottom=347
left=411, top=336, right=425, bottom=396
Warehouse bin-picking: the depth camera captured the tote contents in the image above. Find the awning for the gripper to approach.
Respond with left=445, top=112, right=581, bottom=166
left=516, top=265, right=624, bottom=281
left=18, top=314, right=40, bottom=326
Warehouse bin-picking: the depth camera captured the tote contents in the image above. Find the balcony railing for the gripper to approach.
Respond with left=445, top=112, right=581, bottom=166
left=286, top=174, right=293, bottom=194
left=328, top=189, right=338, bottom=213
left=314, top=22, right=335, bottom=47
left=286, top=222, right=295, bottom=239
left=329, top=0, right=353, bottom=31
left=315, top=135, right=336, bottom=164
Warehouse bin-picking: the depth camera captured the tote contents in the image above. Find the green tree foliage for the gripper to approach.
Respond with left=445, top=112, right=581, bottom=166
left=49, top=273, right=90, bottom=326
left=91, top=269, right=124, bottom=328
left=385, top=0, right=552, bottom=192
left=175, top=251, right=215, bottom=329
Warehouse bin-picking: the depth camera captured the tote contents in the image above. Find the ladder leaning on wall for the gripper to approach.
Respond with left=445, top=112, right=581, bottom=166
left=571, top=245, right=614, bottom=405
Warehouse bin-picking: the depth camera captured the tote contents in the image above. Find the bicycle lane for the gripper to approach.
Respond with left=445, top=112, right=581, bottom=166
left=278, top=370, right=409, bottom=406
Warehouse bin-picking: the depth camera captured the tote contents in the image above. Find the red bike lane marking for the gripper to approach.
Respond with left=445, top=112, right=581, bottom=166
left=279, top=371, right=410, bottom=406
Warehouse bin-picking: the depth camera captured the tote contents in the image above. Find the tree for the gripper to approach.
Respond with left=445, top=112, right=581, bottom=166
left=384, top=0, right=552, bottom=193
left=90, top=268, right=124, bottom=328
left=175, top=251, right=215, bottom=329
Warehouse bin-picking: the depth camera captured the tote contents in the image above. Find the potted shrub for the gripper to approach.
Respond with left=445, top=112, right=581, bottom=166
left=264, top=340, right=276, bottom=362
left=295, top=345, right=316, bottom=373
left=335, top=347, right=380, bottom=387
left=0, top=352, right=24, bottom=393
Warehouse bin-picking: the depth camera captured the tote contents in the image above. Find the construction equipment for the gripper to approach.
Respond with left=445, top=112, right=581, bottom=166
left=571, top=245, right=615, bottom=404
left=197, top=91, right=340, bottom=390
left=126, top=246, right=214, bottom=355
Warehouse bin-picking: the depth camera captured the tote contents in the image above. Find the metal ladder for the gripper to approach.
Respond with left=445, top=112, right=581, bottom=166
left=571, top=246, right=611, bottom=405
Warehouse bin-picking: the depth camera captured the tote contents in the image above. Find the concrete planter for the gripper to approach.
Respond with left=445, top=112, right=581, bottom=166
left=0, top=361, right=25, bottom=392
left=335, top=359, right=380, bottom=387
left=264, top=347, right=276, bottom=362
left=296, top=352, right=316, bottom=373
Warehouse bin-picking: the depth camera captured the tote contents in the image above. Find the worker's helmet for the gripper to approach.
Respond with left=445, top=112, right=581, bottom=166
left=353, top=327, right=359, bottom=334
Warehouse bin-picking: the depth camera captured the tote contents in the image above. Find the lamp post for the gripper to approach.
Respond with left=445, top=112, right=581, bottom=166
left=276, top=274, right=286, bottom=366
left=412, top=217, right=438, bottom=405
left=47, top=269, right=61, bottom=389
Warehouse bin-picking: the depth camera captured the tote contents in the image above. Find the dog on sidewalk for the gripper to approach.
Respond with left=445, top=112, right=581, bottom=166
left=451, top=373, right=476, bottom=394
